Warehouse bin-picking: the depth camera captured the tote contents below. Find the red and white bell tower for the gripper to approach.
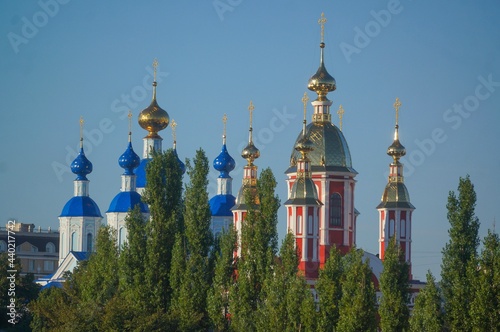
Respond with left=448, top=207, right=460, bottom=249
left=377, top=98, right=415, bottom=278
left=285, top=93, right=322, bottom=279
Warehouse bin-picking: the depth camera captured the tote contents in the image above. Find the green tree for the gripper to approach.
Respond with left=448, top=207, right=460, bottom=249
left=255, top=233, right=317, bottom=332
left=441, top=175, right=479, bottom=331
left=169, top=149, right=213, bottom=331
left=208, top=228, right=236, bottom=331
left=142, top=149, right=184, bottom=311
left=470, top=230, right=500, bottom=331
left=379, top=237, right=410, bottom=332
left=409, top=271, right=444, bottom=332
left=316, top=245, right=344, bottom=331
left=230, top=168, right=280, bottom=331
left=337, top=248, right=377, bottom=332
left=0, top=253, right=40, bottom=330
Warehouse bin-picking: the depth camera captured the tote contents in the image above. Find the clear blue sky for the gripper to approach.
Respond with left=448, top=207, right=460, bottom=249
left=1, top=1, right=499, bottom=281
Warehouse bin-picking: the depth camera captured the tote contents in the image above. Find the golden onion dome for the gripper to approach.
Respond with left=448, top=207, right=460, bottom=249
left=308, top=43, right=336, bottom=100
left=387, top=125, right=406, bottom=160
left=241, top=140, right=260, bottom=164
left=295, top=134, right=314, bottom=156
left=287, top=121, right=355, bottom=173
left=138, top=81, right=169, bottom=138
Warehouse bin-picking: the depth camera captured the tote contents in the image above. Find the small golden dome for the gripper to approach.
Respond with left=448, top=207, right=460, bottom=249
left=241, top=140, right=260, bottom=164
left=387, top=125, right=406, bottom=161
left=138, top=81, right=169, bottom=138
left=308, top=43, right=336, bottom=100
left=295, top=133, right=314, bottom=156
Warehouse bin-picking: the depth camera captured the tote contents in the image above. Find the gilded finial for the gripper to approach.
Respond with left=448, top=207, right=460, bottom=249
left=152, top=58, right=158, bottom=82
left=318, top=12, right=327, bottom=43
left=301, top=92, right=309, bottom=135
left=127, top=110, right=132, bottom=142
left=393, top=97, right=401, bottom=126
left=241, top=101, right=260, bottom=165
left=79, top=116, right=84, bottom=148
left=248, top=101, right=254, bottom=129
left=337, top=105, right=344, bottom=131
left=171, top=119, right=177, bottom=144
left=222, top=113, right=227, bottom=144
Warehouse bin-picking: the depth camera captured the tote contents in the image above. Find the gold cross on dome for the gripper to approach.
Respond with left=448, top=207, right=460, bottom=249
left=337, top=105, right=344, bottom=131
left=301, top=92, right=309, bottom=121
left=127, top=110, right=133, bottom=141
left=393, top=97, right=401, bottom=125
left=152, top=58, right=159, bottom=82
left=248, top=101, right=254, bottom=127
left=79, top=116, right=84, bottom=140
left=222, top=113, right=227, bottom=137
left=318, top=12, right=327, bottom=43
left=171, top=119, right=177, bottom=141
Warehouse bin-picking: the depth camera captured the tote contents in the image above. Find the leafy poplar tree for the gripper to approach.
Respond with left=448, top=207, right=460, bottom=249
left=230, top=168, right=280, bottom=331
left=379, top=236, right=410, bottom=332
left=316, top=245, right=344, bottom=331
left=208, top=228, right=236, bottom=332
left=441, top=175, right=479, bottom=331
left=409, top=271, right=444, bottom=332
left=119, top=205, right=147, bottom=299
left=142, top=149, right=184, bottom=311
left=256, top=233, right=317, bottom=332
left=337, top=248, right=377, bottom=332
left=470, top=230, right=500, bottom=331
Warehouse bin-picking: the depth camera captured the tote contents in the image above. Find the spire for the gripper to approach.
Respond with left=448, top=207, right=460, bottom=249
left=307, top=13, right=336, bottom=101
left=241, top=101, right=260, bottom=166
left=138, top=58, right=170, bottom=139
left=387, top=97, right=406, bottom=163
left=71, top=117, right=93, bottom=181
left=285, top=94, right=321, bottom=205
left=171, top=119, right=186, bottom=174
left=214, top=114, right=235, bottom=178
left=295, top=93, right=314, bottom=159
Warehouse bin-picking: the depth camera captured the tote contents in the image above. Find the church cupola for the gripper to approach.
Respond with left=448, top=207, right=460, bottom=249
left=107, top=112, right=149, bottom=249
left=210, top=114, right=236, bottom=237
left=232, top=101, right=260, bottom=256
left=377, top=98, right=415, bottom=278
left=136, top=59, right=170, bottom=193
left=170, top=119, right=186, bottom=175
left=59, top=117, right=102, bottom=263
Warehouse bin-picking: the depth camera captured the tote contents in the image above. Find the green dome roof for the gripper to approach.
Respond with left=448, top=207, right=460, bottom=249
left=287, top=122, right=356, bottom=173
left=377, top=182, right=415, bottom=209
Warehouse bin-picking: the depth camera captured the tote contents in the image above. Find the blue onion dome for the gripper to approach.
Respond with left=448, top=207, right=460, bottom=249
left=173, top=145, right=186, bottom=175
left=214, top=144, right=235, bottom=178
left=119, top=142, right=140, bottom=175
left=71, top=148, right=93, bottom=180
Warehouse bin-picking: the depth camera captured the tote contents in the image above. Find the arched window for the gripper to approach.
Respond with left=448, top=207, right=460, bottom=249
left=46, top=242, right=55, bottom=253
left=61, top=233, right=65, bottom=256
left=71, top=232, right=78, bottom=251
left=329, top=193, right=342, bottom=226
left=389, top=219, right=395, bottom=237
left=400, top=219, right=406, bottom=237
left=308, top=215, right=313, bottom=235
left=87, top=233, right=93, bottom=252
left=297, top=215, right=303, bottom=234
left=119, top=227, right=126, bottom=250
